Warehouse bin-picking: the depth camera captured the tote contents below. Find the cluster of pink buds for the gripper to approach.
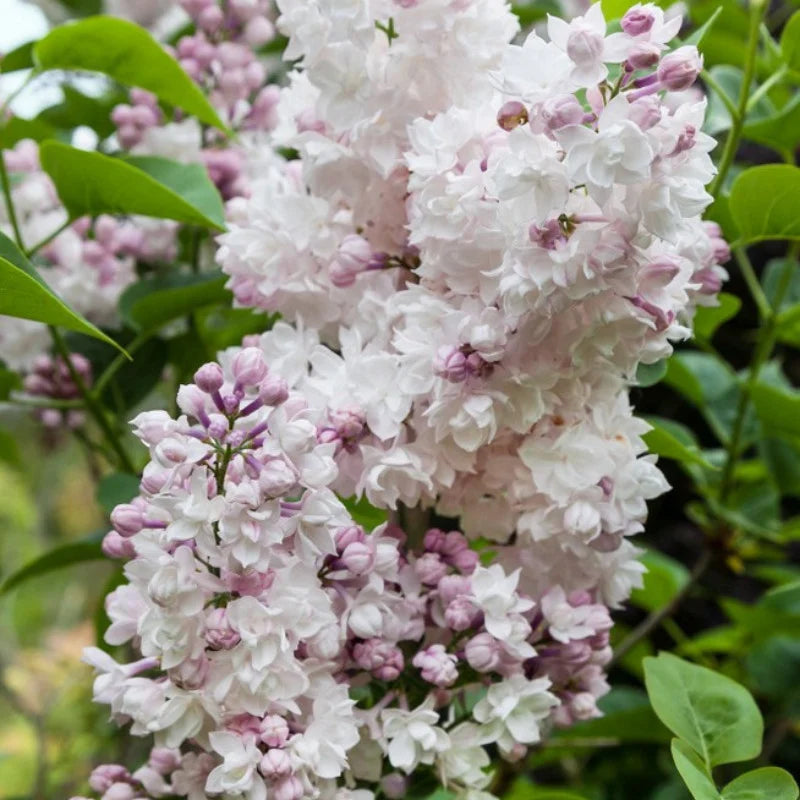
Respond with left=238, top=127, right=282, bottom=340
left=21, top=354, right=91, bottom=428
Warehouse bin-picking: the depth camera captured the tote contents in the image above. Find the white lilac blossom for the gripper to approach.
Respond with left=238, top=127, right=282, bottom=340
left=76, top=1, right=728, bottom=798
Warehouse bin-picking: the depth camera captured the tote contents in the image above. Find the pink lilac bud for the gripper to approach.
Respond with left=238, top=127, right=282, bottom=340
left=260, top=748, right=292, bottom=778
left=571, top=691, right=600, bottom=720
left=437, top=574, right=471, bottom=604
left=424, top=528, right=447, bottom=552
left=205, top=608, right=241, bottom=650
left=198, top=4, right=224, bottom=31
left=353, top=638, right=404, bottom=680
left=627, top=41, right=661, bottom=70
left=450, top=547, right=479, bottom=573
left=341, top=541, right=376, bottom=575
left=445, top=596, right=478, bottom=631
left=381, top=774, right=408, bottom=799
left=102, top=530, right=136, bottom=559
left=540, top=94, right=585, bottom=131
left=440, top=530, right=469, bottom=558
left=258, top=374, right=289, bottom=406
left=693, top=267, right=723, bottom=295
left=657, top=46, right=702, bottom=91
left=413, top=644, right=458, bottom=686
left=415, top=552, right=448, bottom=586
left=148, top=748, right=181, bottom=775
left=90, top=766, right=131, bottom=793
left=102, top=784, right=135, bottom=800
left=496, top=100, right=529, bottom=131
left=274, top=776, right=303, bottom=800
left=433, top=345, right=467, bottom=382
left=245, top=16, right=275, bottom=46
left=329, top=234, right=373, bottom=288
left=567, top=28, right=603, bottom=68
left=111, top=504, right=144, bottom=537
left=621, top=6, right=655, bottom=35
left=233, top=348, right=268, bottom=387
left=628, top=95, right=662, bottom=130
left=170, top=656, right=209, bottom=690
left=335, top=525, right=366, bottom=550
left=194, top=362, right=225, bottom=393
left=465, top=632, right=501, bottom=672
left=260, top=714, right=290, bottom=747
left=259, top=459, right=297, bottom=497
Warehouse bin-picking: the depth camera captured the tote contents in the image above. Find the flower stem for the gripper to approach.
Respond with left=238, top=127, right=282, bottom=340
left=0, top=150, right=25, bottom=250
left=709, top=0, right=766, bottom=198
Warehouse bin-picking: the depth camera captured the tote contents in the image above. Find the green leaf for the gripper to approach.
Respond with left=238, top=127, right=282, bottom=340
left=684, top=6, right=723, bottom=47
left=693, top=293, right=741, bottom=340
left=637, top=360, right=668, bottom=387
left=631, top=550, right=690, bottom=613
left=729, top=165, right=800, bottom=245
left=0, top=533, right=105, bottom=595
left=0, top=231, right=126, bottom=354
left=39, top=142, right=225, bottom=230
left=119, top=271, right=231, bottom=332
left=721, top=768, right=799, bottom=800
left=0, top=115, right=58, bottom=149
left=342, top=495, right=389, bottom=531
left=746, top=636, right=800, bottom=697
left=743, top=95, right=800, bottom=156
left=37, top=85, right=125, bottom=139
left=671, top=739, right=721, bottom=800
left=644, top=653, right=763, bottom=767
left=600, top=0, right=634, bottom=20
left=780, top=11, right=800, bottom=72
left=642, top=416, right=716, bottom=470
left=97, top=473, right=140, bottom=514
left=506, top=779, right=588, bottom=800
left=750, top=382, right=800, bottom=438
left=704, top=66, right=775, bottom=136
left=34, top=16, right=228, bottom=132
left=759, top=437, right=800, bottom=496
left=0, top=41, right=35, bottom=73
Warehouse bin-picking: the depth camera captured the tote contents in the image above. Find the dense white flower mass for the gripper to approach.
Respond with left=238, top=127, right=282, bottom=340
left=70, top=1, right=728, bottom=798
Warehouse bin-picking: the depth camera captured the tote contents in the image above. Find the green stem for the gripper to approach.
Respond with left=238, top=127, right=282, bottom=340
left=6, top=394, right=83, bottom=410
left=719, top=246, right=797, bottom=502
left=701, top=69, right=739, bottom=121
left=49, top=326, right=137, bottom=474
left=746, top=64, right=787, bottom=111
left=0, top=149, right=25, bottom=250
left=25, top=219, right=72, bottom=258
left=735, top=246, right=771, bottom=321
left=709, top=1, right=766, bottom=199
left=92, top=331, right=152, bottom=398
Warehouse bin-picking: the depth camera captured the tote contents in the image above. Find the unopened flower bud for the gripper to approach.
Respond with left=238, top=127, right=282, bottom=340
left=496, top=100, right=529, bottom=131
left=341, top=541, right=376, bottom=575
left=465, top=632, right=501, bottom=672
left=194, top=362, right=224, bottom=393
left=413, top=644, right=458, bottom=686
left=102, top=783, right=135, bottom=800
left=335, top=525, right=366, bottom=550
left=381, top=773, right=408, bottom=799
left=148, top=748, right=181, bottom=775
left=445, top=596, right=477, bottom=631
left=258, top=374, right=289, bottom=406
left=567, top=28, right=603, bottom=67
left=245, top=16, right=275, bottom=46
left=111, top=504, right=144, bottom=537
left=205, top=608, right=241, bottom=650
left=692, top=267, right=723, bottom=295
left=415, top=552, right=448, bottom=585
left=433, top=345, right=467, bottom=382
left=102, top=530, right=136, bottom=559
left=90, top=765, right=131, bottom=794
left=621, top=6, right=655, bottom=35
left=274, top=775, right=303, bottom=800
left=260, top=748, right=292, bottom=778
left=260, top=714, right=290, bottom=747
left=627, top=41, right=661, bottom=70
left=233, top=348, right=268, bottom=387
left=657, top=46, right=702, bottom=91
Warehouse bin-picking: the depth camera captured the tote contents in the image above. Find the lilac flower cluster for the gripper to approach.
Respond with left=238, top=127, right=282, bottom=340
left=78, top=348, right=615, bottom=800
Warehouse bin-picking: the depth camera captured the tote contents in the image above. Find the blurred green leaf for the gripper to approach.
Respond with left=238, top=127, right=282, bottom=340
left=642, top=416, right=716, bottom=470
left=720, top=768, right=799, bottom=800
left=780, top=11, right=800, bottom=72
left=0, top=533, right=105, bottom=595
left=39, top=143, right=226, bottom=230
left=0, top=231, right=126, bottom=354
left=119, top=271, right=231, bottom=332
left=96, top=473, right=140, bottom=514
left=644, top=653, right=763, bottom=767
left=0, top=41, right=35, bottom=73
left=342, top=495, right=388, bottom=531
left=750, top=382, right=800, bottom=438
left=631, top=551, right=690, bottom=613
left=729, top=165, right=800, bottom=245
left=743, top=95, right=800, bottom=156
left=637, top=360, right=668, bottom=387
left=684, top=6, right=723, bottom=48
left=693, top=294, right=741, bottom=340
left=34, top=16, right=228, bottom=132
left=37, top=85, right=125, bottom=139
left=0, top=115, right=58, bottom=148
